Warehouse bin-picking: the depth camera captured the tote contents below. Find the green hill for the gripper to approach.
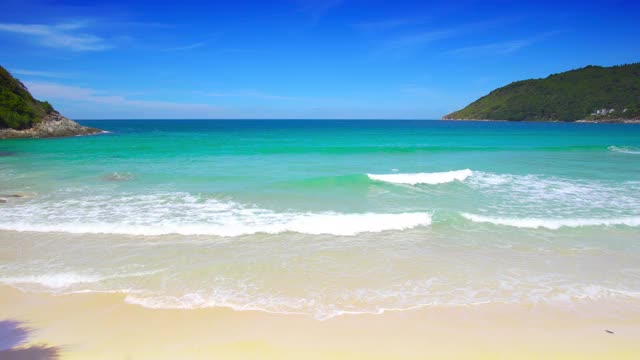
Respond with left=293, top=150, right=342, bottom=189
left=443, top=63, right=640, bottom=122
left=0, top=65, right=55, bottom=129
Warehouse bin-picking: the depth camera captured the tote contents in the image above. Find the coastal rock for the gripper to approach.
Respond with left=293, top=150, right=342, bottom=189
left=0, top=112, right=103, bottom=139
left=0, top=194, right=29, bottom=203
left=1, top=64, right=103, bottom=138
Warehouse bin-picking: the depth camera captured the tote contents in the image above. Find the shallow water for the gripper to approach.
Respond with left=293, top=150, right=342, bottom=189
left=1, top=120, right=639, bottom=319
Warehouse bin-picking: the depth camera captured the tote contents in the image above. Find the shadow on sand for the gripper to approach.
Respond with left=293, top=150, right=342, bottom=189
left=0, top=320, right=60, bottom=360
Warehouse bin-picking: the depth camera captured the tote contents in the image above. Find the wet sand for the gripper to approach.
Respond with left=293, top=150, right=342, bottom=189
left=1, top=286, right=639, bottom=359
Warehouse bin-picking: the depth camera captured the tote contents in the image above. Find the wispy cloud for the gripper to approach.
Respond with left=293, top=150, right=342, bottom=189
left=377, top=19, right=506, bottom=56
left=352, top=17, right=431, bottom=33
left=381, top=20, right=503, bottom=53
left=294, top=0, right=344, bottom=23
left=202, top=90, right=302, bottom=101
left=0, top=22, right=111, bottom=51
left=162, top=41, right=207, bottom=52
left=10, top=69, right=71, bottom=78
left=384, top=28, right=460, bottom=51
left=447, top=31, right=564, bottom=57
left=447, top=39, right=533, bottom=56
left=24, top=81, right=222, bottom=113
left=107, top=21, right=176, bottom=29
left=21, top=81, right=445, bottom=119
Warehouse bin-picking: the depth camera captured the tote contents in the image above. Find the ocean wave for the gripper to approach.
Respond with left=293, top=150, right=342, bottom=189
left=0, top=270, right=158, bottom=289
left=0, top=273, right=104, bottom=289
left=0, top=193, right=431, bottom=236
left=608, top=145, right=640, bottom=154
left=4, top=274, right=639, bottom=320
left=3, top=267, right=640, bottom=320
left=367, top=169, right=473, bottom=185
left=461, top=213, right=640, bottom=229
left=465, top=172, right=640, bottom=218
left=119, top=282, right=640, bottom=320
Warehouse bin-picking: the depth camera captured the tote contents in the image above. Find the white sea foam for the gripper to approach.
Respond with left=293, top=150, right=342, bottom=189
left=367, top=169, right=473, bottom=185
left=0, top=193, right=431, bottom=236
left=3, top=265, right=640, bottom=320
left=2, top=277, right=637, bottom=321
left=122, top=281, right=640, bottom=320
left=123, top=292, right=442, bottom=320
left=461, top=213, right=640, bottom=229
left=465, top=172, right=640, bottom=219
left=608, top=145, right=640, bottom=154
left=0, top=273, right=104, bottom=288
left=0, top=270, right=160, bottom=289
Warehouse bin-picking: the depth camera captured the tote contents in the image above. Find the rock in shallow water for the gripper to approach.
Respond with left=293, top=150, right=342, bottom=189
left=103, top=172, right=134, bottom=181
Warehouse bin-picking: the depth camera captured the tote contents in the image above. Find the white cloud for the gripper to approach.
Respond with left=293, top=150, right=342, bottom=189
left=10, top=69, right=70, bottom=78
left=294, top=0, right=344, bottom=23
left=448, top=39, right=533, bottom=56
left=352, top=17, right=431, bottom=33
left=0, top=22, right=111, bottom=51
left=201, top=89, right=302, bottom=101
left=20, top=82, right=445, bottom=120
left=24, top=81, right=224, bottom=118
left=447, top=31, right=564, bottom=57
left=384, top=28, right=460, bottom=50
left=162, top=41, right=207, bottom=52
left=377, top=19, right=509, bottom=56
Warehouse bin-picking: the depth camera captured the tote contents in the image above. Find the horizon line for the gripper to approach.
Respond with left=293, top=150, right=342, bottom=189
left=74, top=118, right=443, bottom=121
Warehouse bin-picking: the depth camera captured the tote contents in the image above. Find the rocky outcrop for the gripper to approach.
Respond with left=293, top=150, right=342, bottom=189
left=0, top=112, right=103, bottom=139
left=1, top=64, right=104, bottom=138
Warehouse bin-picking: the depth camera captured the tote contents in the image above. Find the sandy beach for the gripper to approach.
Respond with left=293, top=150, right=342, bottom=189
left=1, top=285, right=639, bottom=359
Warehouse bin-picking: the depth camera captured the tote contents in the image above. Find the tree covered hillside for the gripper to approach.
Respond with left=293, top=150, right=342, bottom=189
left=443, top=63, right=640, bottom=121
left=0, top=65, right=55, bottom=129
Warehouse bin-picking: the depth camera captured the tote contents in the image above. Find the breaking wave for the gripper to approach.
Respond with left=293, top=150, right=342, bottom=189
left=367, top=169, right=473, bottom=185
left=0, top=271, right=159, bottom=289
left=0, top=192, right=431, bottom=236
left=608, top=146, right=640, bottom=154
left=461, top=213, right=640, bottom=229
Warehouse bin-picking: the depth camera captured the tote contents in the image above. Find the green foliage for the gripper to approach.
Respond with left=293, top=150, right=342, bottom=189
left=0, top=65, right=56, bottom=129
left=39, top=101, right=54, bottom=114
left=444, top=63, right=640, bottom=121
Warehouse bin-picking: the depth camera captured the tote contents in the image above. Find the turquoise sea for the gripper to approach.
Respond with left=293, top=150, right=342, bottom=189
left=1, top=120, right=640, bottom=319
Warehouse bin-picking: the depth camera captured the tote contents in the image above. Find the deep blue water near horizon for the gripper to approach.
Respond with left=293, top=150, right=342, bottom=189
left=1, top=119, right=640, bottom=319
left=77, top=118, right=640, bottom=134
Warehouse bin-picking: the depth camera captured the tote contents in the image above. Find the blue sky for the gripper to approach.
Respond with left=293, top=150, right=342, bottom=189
left=0, top=0, right=638, bottom=119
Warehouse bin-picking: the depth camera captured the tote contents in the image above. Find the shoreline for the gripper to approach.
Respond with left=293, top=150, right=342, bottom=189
left=1, top=286, right=639, bottom=359
left=440, top=118, right=640, bottom=124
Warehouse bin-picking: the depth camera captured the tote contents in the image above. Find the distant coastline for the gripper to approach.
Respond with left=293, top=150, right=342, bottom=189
left=441, top=118, right=640, bottom=124
left=443, top=63, right=640, bottom=122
